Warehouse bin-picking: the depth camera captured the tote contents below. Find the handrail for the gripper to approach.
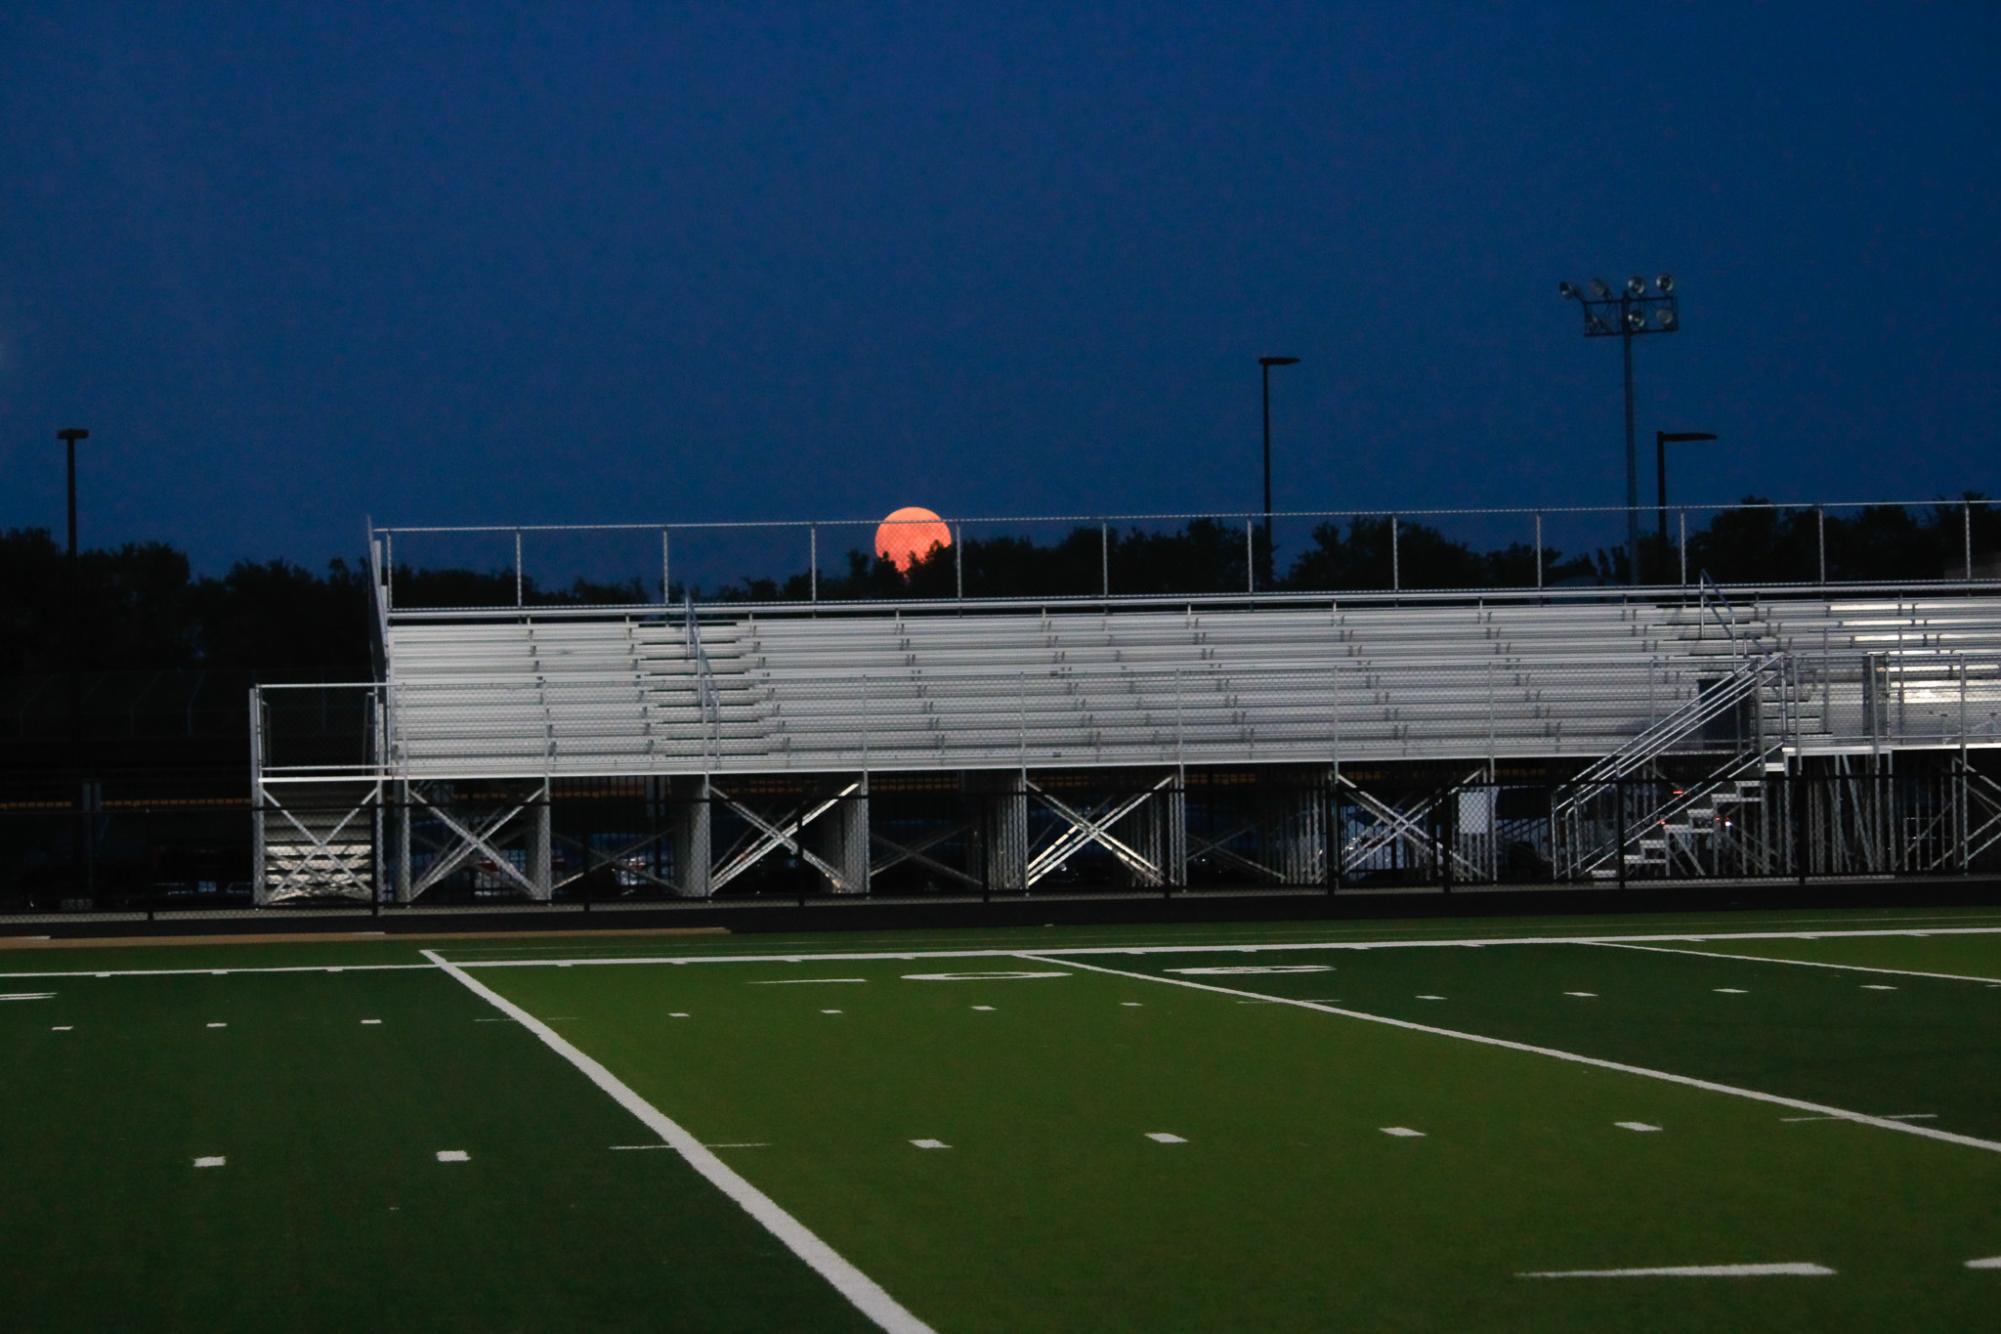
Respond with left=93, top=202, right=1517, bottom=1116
left=1696, top=571, right=1738, bottom=657
left=1561, top=652, right=1786, bottom=791
left=684, top=592, right=721, bottom=763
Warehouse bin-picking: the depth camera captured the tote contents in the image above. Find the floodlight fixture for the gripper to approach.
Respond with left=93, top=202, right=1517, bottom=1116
left=1554, top=270, right=1685, bottom=584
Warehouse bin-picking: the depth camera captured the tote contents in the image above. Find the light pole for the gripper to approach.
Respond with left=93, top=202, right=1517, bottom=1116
left=59, top=428, right=89, bottom=560
left=1557, top=275, right=1681, bottom=584
left=56, top=428, right=90, bottom=901
left=1656, top=429, right=1718, bottom=561
left=1259, top=355, right=1299, bottom=591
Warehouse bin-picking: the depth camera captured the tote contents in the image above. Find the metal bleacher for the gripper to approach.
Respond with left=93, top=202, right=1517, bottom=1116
left=372, top=596, right=2001, bottom=781
left=249, top=501, right=2001, bottom=908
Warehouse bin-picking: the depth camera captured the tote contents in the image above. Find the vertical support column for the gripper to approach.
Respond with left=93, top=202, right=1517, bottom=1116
left=1129, top=771, right=1187, bottom=888
left=671, top=775, right=712, bottom=898
left=396, top=779, right=413, bottom=903
left=979, top=774, right=1029, bottom=892
left=811, top=777, right=871, bottom=895
left=249, top=687, right=268, bottom=905
left=529, top=779, right=554, bottom=901
left=250, top=793, right=270, bottom=907
left=372, top=786, right=387, bottom=910
left=1263, top=776, right=1323, bottom=886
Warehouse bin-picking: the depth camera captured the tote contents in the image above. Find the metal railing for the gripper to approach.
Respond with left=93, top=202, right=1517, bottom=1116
left=370, top=496, right=2001, bottom=616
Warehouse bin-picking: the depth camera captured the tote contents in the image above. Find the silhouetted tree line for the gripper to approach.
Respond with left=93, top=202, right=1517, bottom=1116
left=4, top=497, right=1992, bottom=683
left=705, top=498, right=1998, bottom=601
left=0, top=495, right=1991, bottom=755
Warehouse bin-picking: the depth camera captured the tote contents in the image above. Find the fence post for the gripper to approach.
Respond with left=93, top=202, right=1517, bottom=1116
left=660, top=528, right=671, bottom=604
left=1962, top=657, right=1972, bottom=873
left=1967, top=501, right=1976, bottom=582
left=1100, top=520, right=1110, bottom=597
left=514, top=529, right=524, bottom=607
left=1245, top=518, right=1255, bottom=594
left=1324, top=774, right=1337, bottom=897
left=1330, top=782, right=1345, bottom=893
left=1816, top=506, right=1826, bottom=585
left=1390, top=516, right=1400, bottom=591
left=810, top=525, right=818, bottom=603
left=1533, top=512, right=1543, bottom=590
left=1800, top=772, right=1816, bottom=888
left=954, top=525, right=964, bottom=600
left=1678, top=510, right=1688, bottom=588
left=1615, top=778, right=1627, bottom=892
left=1440, top=778, right=1454, bottom=895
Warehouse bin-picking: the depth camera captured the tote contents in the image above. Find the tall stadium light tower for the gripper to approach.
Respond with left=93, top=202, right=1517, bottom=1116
left=1556, top=275, right=1680, bottom=584
left=1258, top=355, right=1300, bottom=591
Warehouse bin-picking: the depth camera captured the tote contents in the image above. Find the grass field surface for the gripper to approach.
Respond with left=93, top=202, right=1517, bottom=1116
left=7, top=906, right=2001, bottom=1330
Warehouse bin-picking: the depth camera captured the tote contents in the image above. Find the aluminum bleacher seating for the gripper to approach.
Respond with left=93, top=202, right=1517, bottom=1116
left=370, top=595, right=2001, bottom=779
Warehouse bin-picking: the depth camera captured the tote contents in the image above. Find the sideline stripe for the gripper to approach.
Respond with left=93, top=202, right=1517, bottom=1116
left=0, top=962, right=432, bottom=981
left=13, top=922, right=2001, bottom=981
left=438, top=925, right=2001, bottom=972
left=1594, top=941, right=2001, bottom=986
left=1020, top=953, right=2001, bottom=1158
left=418, top=949, right=931, bottom=1334
left=1520, top=1263, right=1833, bottom=1279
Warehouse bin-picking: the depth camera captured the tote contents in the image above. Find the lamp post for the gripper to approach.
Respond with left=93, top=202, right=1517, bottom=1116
left=1557, top=276, right=1681, bottom=584
left=1258, top=355, right=1300, bottom=591
left=56, top=428, right=91, bottom=901
left=1656, top=429, right=1718, bottom=561
left=59, top=428, right=89, bottom=559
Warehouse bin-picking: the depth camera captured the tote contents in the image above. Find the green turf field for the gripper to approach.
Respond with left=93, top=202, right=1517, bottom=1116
left=8, top=906, right=2001, bottom=1331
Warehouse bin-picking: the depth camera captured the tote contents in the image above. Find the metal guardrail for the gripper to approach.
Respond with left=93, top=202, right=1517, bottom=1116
left=370, top=497, right=2001, bottom=616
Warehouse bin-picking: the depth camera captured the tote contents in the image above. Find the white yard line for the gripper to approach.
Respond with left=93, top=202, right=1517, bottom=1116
left=1020, top=953, right=2001, bottom=1158
left=1519, top=1263, right=1833, bottom=1279
left=1591, top=941, right=2001, bottom=986
left=748, top=978, right=869, bottom=985
left=419, top=949, right=931, bottom=1334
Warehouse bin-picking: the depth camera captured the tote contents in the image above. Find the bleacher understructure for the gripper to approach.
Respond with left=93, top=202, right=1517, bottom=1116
left=252, top=569, right=2001, bottom=904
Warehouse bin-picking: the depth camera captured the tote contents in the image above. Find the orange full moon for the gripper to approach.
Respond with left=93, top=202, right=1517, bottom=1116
left=875, top=506, right=952, bottom=573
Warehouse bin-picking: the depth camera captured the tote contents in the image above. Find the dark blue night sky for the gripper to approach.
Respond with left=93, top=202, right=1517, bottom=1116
left=3, top=3, right=1998, bottom=572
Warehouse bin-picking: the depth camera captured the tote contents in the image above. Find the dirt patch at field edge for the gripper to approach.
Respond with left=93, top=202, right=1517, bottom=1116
left=0, top=925, right=730, bottom=951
